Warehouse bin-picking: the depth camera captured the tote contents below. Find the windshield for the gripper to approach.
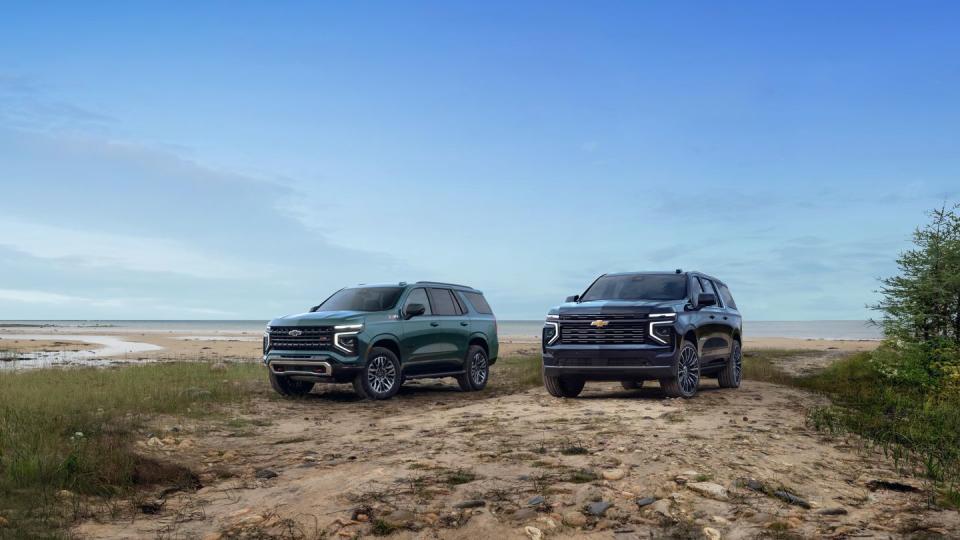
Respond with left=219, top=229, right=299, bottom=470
left=580, top=274, right=687, bottom=302
left=315, top=287, right=404, bottom=312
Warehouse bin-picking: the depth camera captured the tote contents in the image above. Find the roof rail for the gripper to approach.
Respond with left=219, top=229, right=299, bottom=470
left=415, top=281, right=475, bottom=290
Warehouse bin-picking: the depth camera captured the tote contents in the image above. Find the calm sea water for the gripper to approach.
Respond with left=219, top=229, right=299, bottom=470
left=0, top=319, right=883, bottom=340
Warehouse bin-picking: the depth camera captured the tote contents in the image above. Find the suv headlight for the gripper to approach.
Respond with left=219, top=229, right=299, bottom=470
left=648, top=313, right=675, bottom=345
left=263, top=326, right=271, bottom=353
left=334, top=323, right=363, bottom=354
left=543, top=314, right=560, bottom=346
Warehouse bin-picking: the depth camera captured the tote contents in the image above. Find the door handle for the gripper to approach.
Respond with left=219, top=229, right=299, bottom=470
left=430, top=322, right=440, bottom=327
left=709, top=315, right=716, bottom=319
left=723, top=316, right=728, bottom=320
left=460, top=322, right=468, bottom=326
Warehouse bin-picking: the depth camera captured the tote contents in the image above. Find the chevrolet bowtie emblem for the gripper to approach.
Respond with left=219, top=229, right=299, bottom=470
left=288, top=329, right=303, bottom=337
left=590, top=320, right=609, bottom=328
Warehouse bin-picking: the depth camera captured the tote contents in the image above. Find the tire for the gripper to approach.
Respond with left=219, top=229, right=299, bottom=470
left=457, top=345, right=490, bottom=392
left=660, top=340, right=700, bottom=398
left=621, top=380, right=644, bottom=390
left=543, top=371, right=586, bottom=398
left=718, top=340, right=742, bottom=388
left=269, top=371, right=314, bottom=397
left=353, top=347, right=402, bottom=400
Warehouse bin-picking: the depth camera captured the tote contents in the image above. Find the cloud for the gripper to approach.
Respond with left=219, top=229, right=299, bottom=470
left=0, top=288, right=84, bottom=304
left=0, top=218, right=266, bottom=279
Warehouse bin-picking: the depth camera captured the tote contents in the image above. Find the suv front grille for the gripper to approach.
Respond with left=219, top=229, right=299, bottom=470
left=268, top=326, right=333, bottom=351
left=559, top=317, right=646, bottom=345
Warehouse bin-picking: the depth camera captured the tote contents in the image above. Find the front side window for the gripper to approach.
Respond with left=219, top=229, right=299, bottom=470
left=580, top=274, right=688, bottom=302
left=316, top=287, right=404, bottom=312
left=427, top=288, right=459, bottom=316
left=403, top=288, right=432, bottom=316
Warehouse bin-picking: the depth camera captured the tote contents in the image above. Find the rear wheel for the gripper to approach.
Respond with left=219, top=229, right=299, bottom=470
left=353, top=347, right=402, bottom=400
left=457, top=345, right=489, bottom=391
left=718, top=340, right=742, bottom=388
left=660, top=340, right=700, bottom=398
left=544, top=371, right=585, bottom=398
left=621, top=380, right=644, bottom=390
left=269, top=371, right=314, bottom=397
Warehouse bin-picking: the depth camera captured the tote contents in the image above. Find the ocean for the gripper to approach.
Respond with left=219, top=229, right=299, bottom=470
left=0, top=319, right=884, bottom=341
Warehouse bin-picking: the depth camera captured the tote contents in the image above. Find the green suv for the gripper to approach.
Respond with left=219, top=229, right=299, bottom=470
left=263, top=282, right=499, bottom=400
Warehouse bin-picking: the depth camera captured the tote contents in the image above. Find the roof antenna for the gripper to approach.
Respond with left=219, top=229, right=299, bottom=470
left=675, top=268, right=683, bottom=274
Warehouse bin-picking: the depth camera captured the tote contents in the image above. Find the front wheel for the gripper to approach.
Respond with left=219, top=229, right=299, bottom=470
left=457, top=345, right=489, bottom=392
left=269, top=371, right=314, bottom=397
left=717, top=341, right=742, bottom=388
left=353, top=347, right=402, bottom=400
left=543, top=371, right=585, bottom=398
left=660, top=340, right=700, bottom=398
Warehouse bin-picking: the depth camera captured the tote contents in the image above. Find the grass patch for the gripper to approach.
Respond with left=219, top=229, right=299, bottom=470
left=0, top=361, right=265, bottom=537
left=740, top=349, right=819, bottom=384
left=490, top=353, right=541, bottom=390
left=798, top=352, right=960, bottom=506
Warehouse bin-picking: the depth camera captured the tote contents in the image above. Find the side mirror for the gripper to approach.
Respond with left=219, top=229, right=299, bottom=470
left=404, top=303, right=426, bottom=319
left=696, top=293, right=717, bottom=308
left=565, top=295, right=580, bottom=303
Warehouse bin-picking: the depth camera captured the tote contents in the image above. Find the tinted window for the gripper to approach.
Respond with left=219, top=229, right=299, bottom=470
left=580, top=274, right=687, bottom=301
left=462, top=292, right=493, bottom=314
left=317, top=287, right=404, bottom=312
left=427, top=288, right=459, bottom=316
left=717, top=284, right=737, bottom=309
left=698, top=278, right=723, bottom=307
left=403, top=288, right=432, bottom=316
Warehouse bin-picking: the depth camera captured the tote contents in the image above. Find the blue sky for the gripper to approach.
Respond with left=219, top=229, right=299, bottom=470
left=0, top=1, right=957, bottom=321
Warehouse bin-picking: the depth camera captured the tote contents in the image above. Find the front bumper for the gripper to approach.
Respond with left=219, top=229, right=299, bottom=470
left=263, top=350, right=363, bottom=383
left=542, top=344, right=677, bottom=380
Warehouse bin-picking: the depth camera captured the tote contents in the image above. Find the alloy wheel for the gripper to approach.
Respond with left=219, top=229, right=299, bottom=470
left=733, top=345, right=742, bottom=384
left=677, top=346, right=700, bottom=395
left=367, top=355, right=397, bottom=394
left=470, top=351, right=488, bottom=386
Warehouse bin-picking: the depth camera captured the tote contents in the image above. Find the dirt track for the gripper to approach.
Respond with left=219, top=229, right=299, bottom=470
left=75, top=356, right=959, bottom=540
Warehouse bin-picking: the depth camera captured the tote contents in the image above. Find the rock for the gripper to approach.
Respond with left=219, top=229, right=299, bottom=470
left=355, top=513, right=369, bottom=522
left=574, top=485, right=602, bottom=505
left=562, top=510, right=587, bottom=527
left=773, top=489, right=811, bottom=509
left=178, top=438, right=195, bottom=449
left=56, top=489, right=73, bottom=499
left=527, top=495, right=546, bottom=507
left=688, top=482, right=728, bottom=501
left=586, top=501, right=612, bottom=516
left=454, top=500, right=485, bottom=509
left=254, top=468, right=279, bottom=479
left=511, top=508, right=538, bottom=522
left=210, top=362, right=228, bottom=372
left=648, top=499, right=672, bottom=519
left=201, top=533, right=222, bottom=540
left=602, top=469, right=626, bottom=481
left=147, top=437, right=163, bottom=447
left=180, top=387, right=212, bottom=400
left=525, top=526, right=543, bottom=540
left=818, top=507, right=848, bottom=516
left=0, top=516, right=8, bottom=528
left=382, top=510, right=415, bottom=528
left=743, top=478, right=765, bottom=492
left=635, top=496, right=656, bottom=507
left=703, top=526, right=721, bottom=540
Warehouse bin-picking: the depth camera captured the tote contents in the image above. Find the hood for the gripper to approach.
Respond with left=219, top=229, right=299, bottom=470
left=552, top=299, right=684, bottom=316
left=269, top=310, right=367, bottom=326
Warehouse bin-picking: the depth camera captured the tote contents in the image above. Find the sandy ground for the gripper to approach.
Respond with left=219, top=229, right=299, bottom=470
left=44, top=335, right=954, bottom=540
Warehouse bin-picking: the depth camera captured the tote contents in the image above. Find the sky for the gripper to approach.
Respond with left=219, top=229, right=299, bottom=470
left=0, top=1, right=958, bottom=321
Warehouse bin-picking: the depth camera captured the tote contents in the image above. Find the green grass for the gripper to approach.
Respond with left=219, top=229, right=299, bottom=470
left=489, top=353, right=542, bottom=390
left=0, top=361, right=265, bottom=538
left=741, top=348, right=960, bottom=508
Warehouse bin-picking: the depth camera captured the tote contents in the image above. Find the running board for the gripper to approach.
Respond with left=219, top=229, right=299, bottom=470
left=404, top=370, right=465, bottom=380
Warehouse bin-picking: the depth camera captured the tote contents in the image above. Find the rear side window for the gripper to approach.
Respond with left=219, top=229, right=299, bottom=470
left=717, top=284, right=737, bottom=309
left=427, top=288, right=459, bottom=316
left=462, top=292, right=493, bottom=314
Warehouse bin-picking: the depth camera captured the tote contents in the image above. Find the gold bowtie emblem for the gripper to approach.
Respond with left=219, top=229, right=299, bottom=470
left=590, top=320, right=609, bottom=328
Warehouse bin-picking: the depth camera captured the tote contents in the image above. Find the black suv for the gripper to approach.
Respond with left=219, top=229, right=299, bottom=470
left=541, top=270, right=742, bottom=398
